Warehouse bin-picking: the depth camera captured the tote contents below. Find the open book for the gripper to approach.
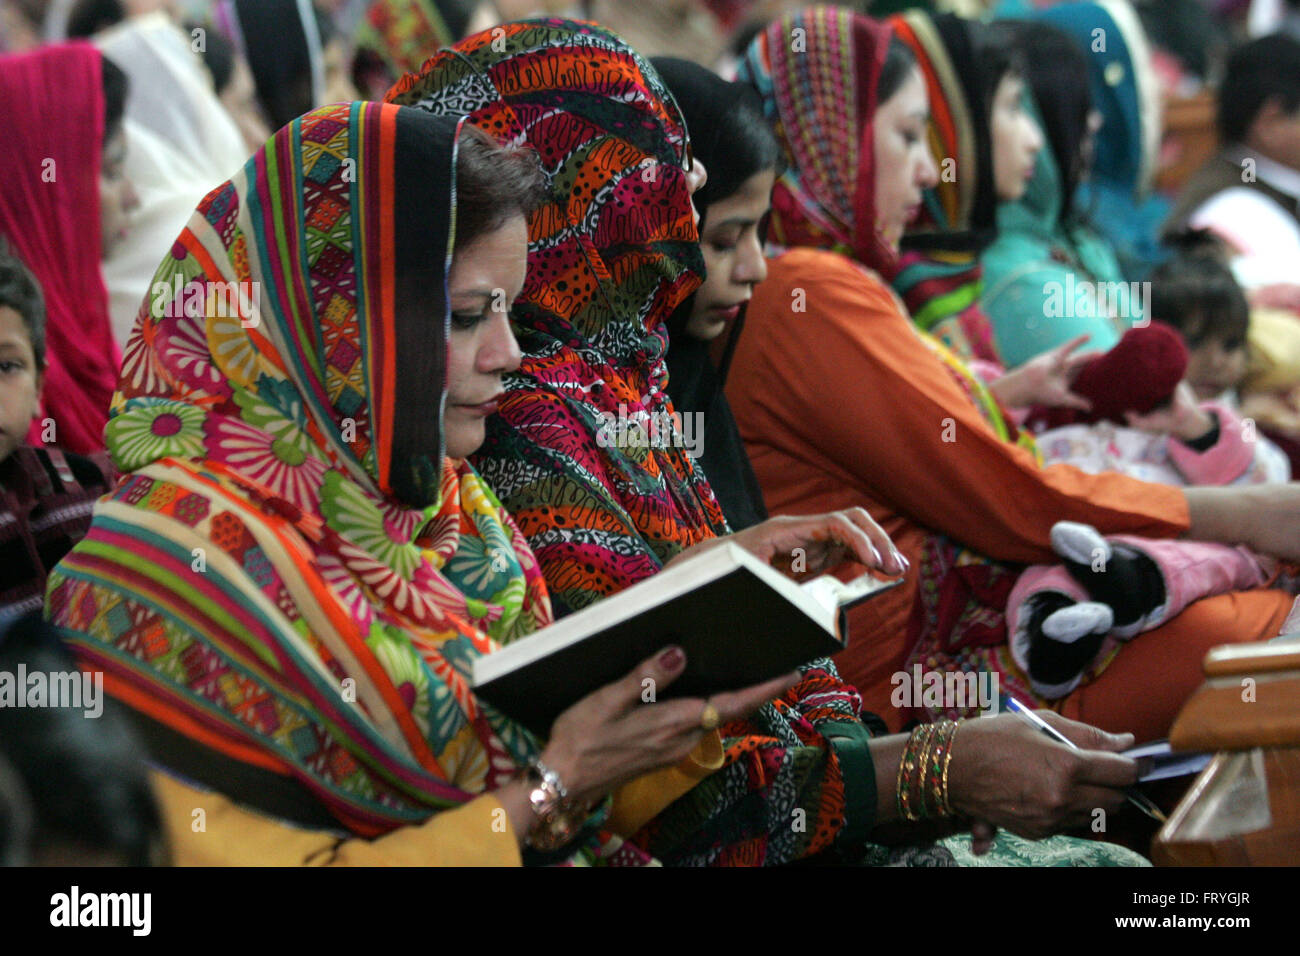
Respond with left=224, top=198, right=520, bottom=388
left=472, top=542, right=901, bottom=737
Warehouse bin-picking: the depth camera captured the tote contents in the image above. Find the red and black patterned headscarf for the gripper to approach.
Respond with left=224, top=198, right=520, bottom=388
left=388, top=19, right=726, bottom=613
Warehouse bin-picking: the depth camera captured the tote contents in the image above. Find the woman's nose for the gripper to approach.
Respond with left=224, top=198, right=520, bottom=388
left=734, top=233, right=768, bottom=285
left=1026, top=115, right=1045, bottom=155
left=480, top=312, right=522, bottom=374
left=918, top=149, right=940, bottom=188
left=686, top=157, right=708, bottom=197
left=122, top=176, right=142, bottom=214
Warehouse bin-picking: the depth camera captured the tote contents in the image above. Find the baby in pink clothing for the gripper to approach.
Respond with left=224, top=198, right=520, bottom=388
left=1005, top=256, right=1289, bottom=698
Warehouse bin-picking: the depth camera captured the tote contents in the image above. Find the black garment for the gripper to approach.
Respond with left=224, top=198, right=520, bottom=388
left=0, top=611, right=162, bottom=867
left=652, top=57, right=774, bottom=531
left=650, top=57, right=772, bottom=221
left=664, top=331, right=767, bottom=532
left=230, top=0, right=324, bottom=132
left=0, top=447, right=113, bottom=624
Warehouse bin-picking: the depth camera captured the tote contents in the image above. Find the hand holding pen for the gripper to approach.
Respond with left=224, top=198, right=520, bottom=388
left=1001, top=696, right=1166, bottom=823
left=941, top=703, right=1143, bottom=853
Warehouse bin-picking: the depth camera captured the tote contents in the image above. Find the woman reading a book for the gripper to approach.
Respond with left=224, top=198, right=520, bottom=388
left=724, top=8, right=1300, bottom=741
left=387, top=17, right=1164, bottom=866
left=43, top=102, right=814, bottom=866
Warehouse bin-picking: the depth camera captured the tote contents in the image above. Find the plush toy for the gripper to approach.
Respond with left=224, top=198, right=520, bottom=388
left=1031, top=323, right=1190, bottom=430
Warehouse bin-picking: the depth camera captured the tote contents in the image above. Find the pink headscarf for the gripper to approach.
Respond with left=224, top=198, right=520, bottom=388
left=0, top=43, right=121, bottom=454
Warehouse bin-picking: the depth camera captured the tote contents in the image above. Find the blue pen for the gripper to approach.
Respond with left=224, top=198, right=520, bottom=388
left=1001, top=695, right=1167, bottom=824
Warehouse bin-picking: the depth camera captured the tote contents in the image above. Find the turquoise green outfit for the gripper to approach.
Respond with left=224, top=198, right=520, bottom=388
left=1039, top=0, right=1171, bottom=282
left=981, top=3, right=1152, bottom=367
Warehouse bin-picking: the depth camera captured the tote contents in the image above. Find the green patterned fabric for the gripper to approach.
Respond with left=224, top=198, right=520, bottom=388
left=861, top=831, right=1149, bottom=866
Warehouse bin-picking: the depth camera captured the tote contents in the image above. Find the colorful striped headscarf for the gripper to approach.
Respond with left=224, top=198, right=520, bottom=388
left=890, top=11, right=1005, bottom=364
left=44, top=103, right=592, bottom=846
left=736, top=6, right=896, bottom=275
left=388, top=18, right=727, bottom=614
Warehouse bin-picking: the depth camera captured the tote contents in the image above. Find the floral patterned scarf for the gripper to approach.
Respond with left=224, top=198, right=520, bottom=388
left=352, top=0, right=456, bottom=98
left=44, top=103, right=605, bottom=848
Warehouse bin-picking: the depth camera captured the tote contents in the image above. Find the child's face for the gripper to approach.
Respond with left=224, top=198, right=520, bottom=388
left=1186, top=336, right=1247, bottom=400
left=0, top=306, right=41, bottom=463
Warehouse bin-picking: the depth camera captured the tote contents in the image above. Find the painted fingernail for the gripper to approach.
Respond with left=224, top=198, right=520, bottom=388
left=659, top=646, right=685, bottom=670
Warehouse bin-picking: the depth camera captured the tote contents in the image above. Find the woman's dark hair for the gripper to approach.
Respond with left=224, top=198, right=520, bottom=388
left=729, top=19, right=766, bottom=61
left=0, top=242, right=46, bottom=370
left=1149, top=232, right=1250, bottom=349
left=1134, top=0, right=1221, bottom=81
left=100, top=55, right=127, bottom=144
left=453, top=125, right=548, bottom=252
left=1002, top=20, right=1092, bottom=221
left=973, top=19, right=1024, bottom=120
left=650, top=56, right=782, bottom=229
left=234, top=0, right=320, bottom=132
left=1218, top=33, right=1300, bottom=144
left=193, top=20, right=236, bottom=93
left=878, top=34, right=918, bottom=104
left=0, top=613, right=164, bottom=867
left=66, top=0, right=125, bottom=39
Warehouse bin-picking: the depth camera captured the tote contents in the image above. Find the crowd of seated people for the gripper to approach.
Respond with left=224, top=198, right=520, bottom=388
left=3, top=0, right=1300, bottom=868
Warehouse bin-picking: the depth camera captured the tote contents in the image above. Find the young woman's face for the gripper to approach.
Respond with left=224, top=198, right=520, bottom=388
left=873, top=65, right=939, bottom=250
left=443, top=215, right=527, bottom=460
left=99, top=127, right=139, bottom=259
left=990, top=73, right=1044, bottom=202
left=685, top=168, right=775, bottom=341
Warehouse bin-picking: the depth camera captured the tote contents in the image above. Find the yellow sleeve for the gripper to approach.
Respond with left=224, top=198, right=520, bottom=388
left=153, top=770, right=521, bottom=867
left=606, top=731, right=724, bottom=837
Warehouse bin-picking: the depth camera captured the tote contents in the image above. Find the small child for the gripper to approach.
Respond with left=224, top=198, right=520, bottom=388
left=0, top=247, right=114, bottom=625
left=1029, top=245, right=1285, bottom=486
left=1006, top=243, right=1289, bottom=699
left=1149, top=238, right=1250, bottom=404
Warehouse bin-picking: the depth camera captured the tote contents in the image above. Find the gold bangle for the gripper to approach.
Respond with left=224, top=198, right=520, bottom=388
left=897, top=725, right=927, bottom=822
left=896, top=731, right=914, bottom=822
left=901, top=723, right=934, bottom=822
left=916, top=722, right=941, bottom=819
left=939, top=719, right=962, bottom=817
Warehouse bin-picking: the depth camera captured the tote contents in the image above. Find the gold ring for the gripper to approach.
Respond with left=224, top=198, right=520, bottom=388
left=700, top=702, right=721, bottom=731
